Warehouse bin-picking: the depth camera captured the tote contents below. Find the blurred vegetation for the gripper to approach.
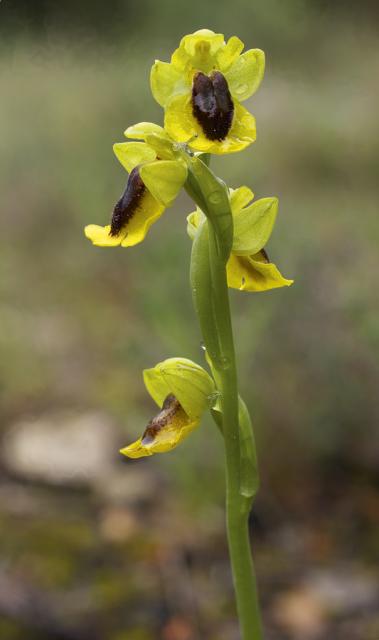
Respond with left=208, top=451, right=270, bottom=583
left=1, top=0, right=379, bottom=638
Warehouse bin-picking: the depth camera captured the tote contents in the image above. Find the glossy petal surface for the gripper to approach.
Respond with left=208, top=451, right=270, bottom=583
left=225, top=49, right=265, bottom=101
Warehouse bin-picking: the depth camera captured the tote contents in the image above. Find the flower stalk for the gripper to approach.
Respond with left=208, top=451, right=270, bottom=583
left=187, top=155, right=262, bottom=640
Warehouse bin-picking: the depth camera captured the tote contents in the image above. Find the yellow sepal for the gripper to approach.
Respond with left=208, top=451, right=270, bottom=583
left=216, top=36, right=244, bottom=72
left=232, top=197, right=279, bottom=256
left=150, top=62, right=187, bottom=107
left=124, top=122, right=166, bottom=140
left=113, top=141, right=156, bottom=173
left=144, top=133, right=177, bottom=160
left=139, top=160, right=187, bottom=207
left=143, top=357, right=215, bottom=419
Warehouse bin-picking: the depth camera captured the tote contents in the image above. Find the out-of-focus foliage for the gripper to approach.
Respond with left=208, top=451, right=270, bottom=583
left=1, top=1, right=378, bottom=638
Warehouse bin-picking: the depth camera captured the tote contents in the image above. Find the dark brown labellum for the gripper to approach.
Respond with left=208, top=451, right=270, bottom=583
left=109, top=166, right=146, bottom=236
left=192, top=71, right=234, bottom=141
left=141, top=394, right=182, bottom=445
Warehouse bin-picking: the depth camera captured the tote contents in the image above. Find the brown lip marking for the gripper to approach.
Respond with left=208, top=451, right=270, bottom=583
left=109, top=166, right=146, bottom=236
left=141, top=394, right=184, bottom=445
left=192, top=71, right=234, bottom=141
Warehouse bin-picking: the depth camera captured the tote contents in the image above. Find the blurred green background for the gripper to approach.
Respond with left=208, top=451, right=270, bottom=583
left=1, top=1, right=378, bottom=639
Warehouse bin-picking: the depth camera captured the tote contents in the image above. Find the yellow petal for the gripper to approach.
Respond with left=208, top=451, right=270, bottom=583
left=227, top=251, right=293, bottom=292
left=113, top=142, right=156, bottom=173
left=225, top=49, right=265, bottom=101
left=170, top=30, right=225, bottom=73
left=139, top=160, right=187, bottom=207
left=124, top=122, right=165, bottom=140
left=181, top=29, right=225, bottom=58
left=229, top=102, right=257, bottom=150
left=120, top=421, right=198, bottom=458
left=120, top=394, right=199, bottom=458
left=164, top=94, right=256, bottom=154
left=216, top=36, right=244, bottom=72
left=150, top=61, right=187, bottom=108
left=229, top=186, right=255, bottom=214
left=120, top=191, right=164, bottom=247
left=84, top=224, right=125, bottom=247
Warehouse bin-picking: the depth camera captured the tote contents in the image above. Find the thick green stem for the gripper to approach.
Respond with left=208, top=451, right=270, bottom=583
left=186, top=155, right=263, bottom=640
left=208, top=225, right=263, bottom=640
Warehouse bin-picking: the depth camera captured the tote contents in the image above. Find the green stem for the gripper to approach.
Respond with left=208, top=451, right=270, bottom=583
left=208, top=223, right=262, bottom=640
left=186, top=155, right=263, bottom=640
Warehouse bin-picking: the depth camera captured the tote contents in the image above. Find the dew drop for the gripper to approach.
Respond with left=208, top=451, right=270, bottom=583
left=220, top=356, right=231, bottom=370
left=209, top=191, right=222, bottom=205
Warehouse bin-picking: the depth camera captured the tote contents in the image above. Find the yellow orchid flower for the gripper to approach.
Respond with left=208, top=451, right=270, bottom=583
left=187, top=186, right=293, bottom=292
left=150, top=29, right=265, bottom=155
left=120, top=357, right=215, bottom=458
left=85, top=137, right=187, bottom=248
